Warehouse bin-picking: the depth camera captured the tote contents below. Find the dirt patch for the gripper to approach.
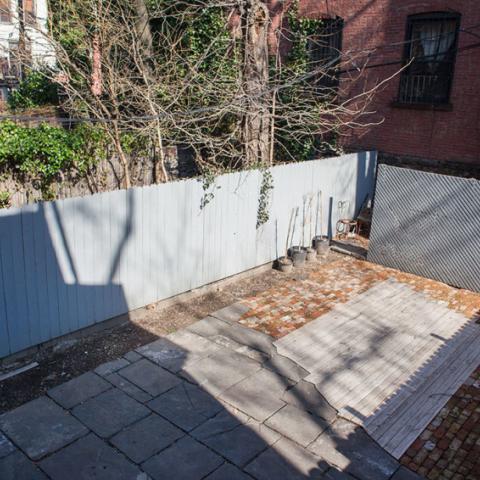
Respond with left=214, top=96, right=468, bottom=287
left=0, top=256, right=335, bottom=414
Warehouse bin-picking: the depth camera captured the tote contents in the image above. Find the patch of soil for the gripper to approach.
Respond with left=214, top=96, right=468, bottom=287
left=0, top=255, right=336, bottom=414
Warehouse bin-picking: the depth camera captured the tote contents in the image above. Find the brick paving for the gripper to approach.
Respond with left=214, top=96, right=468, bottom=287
left=238, top=257, right=480, bottom=339
left=400, top=366, right=480, bottom=480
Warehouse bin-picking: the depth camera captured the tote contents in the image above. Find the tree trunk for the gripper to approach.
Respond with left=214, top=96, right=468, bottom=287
left=243, top=0, right=270, bottom=167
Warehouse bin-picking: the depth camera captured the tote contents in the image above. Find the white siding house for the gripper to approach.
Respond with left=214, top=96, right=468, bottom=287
left=0, top=0, right=53, bottom=102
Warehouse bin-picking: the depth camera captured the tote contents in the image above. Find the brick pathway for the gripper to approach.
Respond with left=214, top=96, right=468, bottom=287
left=238, top=257, right=480, bottom=339
left=0, top=304, right=416, bottom=480
left=400, top=366, right=480, bottom=480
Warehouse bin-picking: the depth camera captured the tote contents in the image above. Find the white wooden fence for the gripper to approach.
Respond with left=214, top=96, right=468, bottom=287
left=0, top=151, right=376, bottom=358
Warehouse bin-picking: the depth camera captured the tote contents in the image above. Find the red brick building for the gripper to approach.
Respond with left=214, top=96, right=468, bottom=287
left=272, top=0, right=480, bottom=168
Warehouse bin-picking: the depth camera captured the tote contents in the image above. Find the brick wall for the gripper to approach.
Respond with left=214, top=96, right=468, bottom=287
left=277, top=0, right=480, bottom=165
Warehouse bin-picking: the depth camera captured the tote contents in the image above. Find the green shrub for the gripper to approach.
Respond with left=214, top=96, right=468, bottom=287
left=0, top=121, right=107, bottom=187
left=8, top=70, right=59, bottom=111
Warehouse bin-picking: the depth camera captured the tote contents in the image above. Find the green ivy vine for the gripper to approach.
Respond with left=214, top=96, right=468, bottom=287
left=256, top=168, right=274, bottom=228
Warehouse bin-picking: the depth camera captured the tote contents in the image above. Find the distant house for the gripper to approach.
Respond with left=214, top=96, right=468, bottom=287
left=270, top=0, right=480, bottom=170
left=0, top=0, right=53, bottom=103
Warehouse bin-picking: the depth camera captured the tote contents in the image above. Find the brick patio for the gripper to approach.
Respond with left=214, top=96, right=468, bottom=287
left=400, top=366, right=480, bottom=480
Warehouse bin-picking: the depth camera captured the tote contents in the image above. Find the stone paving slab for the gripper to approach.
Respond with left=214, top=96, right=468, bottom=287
left=118, top=358, right=182, bottom=396
left=0, top=396, right=88, bottom=460
left=123, top=350, right=142, bottom=363
left=308, top=418, right=399, bottom=480
left=148, top=381, right=223, bottom=431
left=39, top=433, right=142, bottom=480
left=219, top=369, right=290, bottom=422
left=192, top=410, right=281, bottom=467
left=94, top=358, right=130, bottom=377
left=180, top=350, right=262, bottom=396
left=105, top=372, right=153, bottom=403
left=72, top=389, right=149, bottom=438
left=111, top=413, right=184, bottom=464
left=187, top=316, right=275, bottom=356
left=0, top=431, right=15, bottom=458
left=265, top=404, right=328, bottom=447
left=142, top=436, right=223, bottom=480
left=0, top=450, right=48, bottom=480
left=282, top=380, right=337, bottom=423
left=205, top=462, right=253, bottom=480
left=47, top=371, right=111, bottom=409
left=245, top=436, right=327, bottom=480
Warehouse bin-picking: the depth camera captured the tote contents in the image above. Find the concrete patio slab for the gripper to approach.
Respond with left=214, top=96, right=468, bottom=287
left=111, top=413, right=184, bottom=464
left=39, top=433, right=142, bottom=480
left=142, top=436, right=223, bottom=480
left=0, top=396, right=88, bottom=460
left=47, top=371, right=111, bottom=409
left=72, top=389, right=149, bottom=438
left=148, top=381, right=223, bottom=431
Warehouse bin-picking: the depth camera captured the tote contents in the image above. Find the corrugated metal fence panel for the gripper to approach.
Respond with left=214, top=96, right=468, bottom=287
left=368, top=165, right=480, bottom=293
left=0, top=151, right=376, bottom=358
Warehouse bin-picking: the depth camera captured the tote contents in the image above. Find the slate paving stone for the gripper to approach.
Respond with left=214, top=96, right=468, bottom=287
left=0, top=431, right=15, bottom=458
left=0, top=450, right=48, bottom=480
left=194, top=415, right=280, bottom=467
left=264, top=353, right=309, bottom=382
left=390, top=466, right=425, bottom=480
left=0, top=396, right=88, bottom=460
left=210, top=303, right=251, bottom=323
left=111, top=413, right=184, bottom=464
left=137, top=331, right=222, bottom=373
left=282, top=380, right=337, bottom=423
left=48, top=372, right=111, bottom=409
left=72, top=389, right=149, bottom=438
left=265, top=404, right=328, bottom=447
left=180, top=350, right=262, bottom=396
left=187, top=316, right=275, bottom=356
left=308, top=419, right=399, bottom=480
left=323, top=468, right=357, bottom=480
left=105, top=372, right=153, bottom=403
left=245, top=437, right=327, bottom=480
left=39, top=433, right=142, bottom=480
left=219, top=369, right=288, bottom=422
left=94, top=358, right=130, bottom=377
left=148, top=381, right=223, bottom=431
left=136, top=337, right=190, bottom=372
left=205, top=463, right=253, bottom=480
left=123, top=350, right=142, bottom=363
left=142, top=436, right=222, bottom=480
left=118, top=358, right=182, bottom=396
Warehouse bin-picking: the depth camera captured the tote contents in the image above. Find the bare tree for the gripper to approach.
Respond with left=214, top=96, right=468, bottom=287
left=30, top=0, right=402, bottom=186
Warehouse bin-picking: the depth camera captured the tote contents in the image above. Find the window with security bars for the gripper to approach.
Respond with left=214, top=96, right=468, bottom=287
left=308, top=17, right=344, bottom=91
left=398, top=12, right=460, bottom=105
left=0, top=0, right=10, bottom=22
